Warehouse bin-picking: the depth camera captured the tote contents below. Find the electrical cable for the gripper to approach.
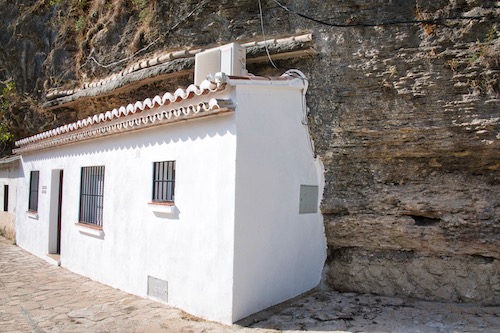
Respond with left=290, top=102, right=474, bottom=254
left=285, top=69, right=309, bottom=125
left=272, top=0, right=491, bottom=27
left=258, top=0, right=278, bottom=69
left=284, top=69, right=316, bottom=156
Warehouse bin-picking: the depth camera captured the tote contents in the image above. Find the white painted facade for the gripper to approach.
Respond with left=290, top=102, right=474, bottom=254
left=14, top=69, right=326, bottom=324
left=0, top=156, right=20, bottom=240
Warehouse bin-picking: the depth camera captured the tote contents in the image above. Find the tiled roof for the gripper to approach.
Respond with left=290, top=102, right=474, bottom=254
left=0, top=155, right=20, bottom=166
left=14, top=80, right=229, bottom=154
left=15, top=70, right=308, bottom=154
left=44, top=34, right=314, bottom=104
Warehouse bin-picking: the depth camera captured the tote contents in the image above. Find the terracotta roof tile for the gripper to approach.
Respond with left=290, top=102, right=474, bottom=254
left=15, top=80, right=227, bottom=150
left=16, top=70, right=308, bottom=154
left=45, top=33, right=314, bottom=101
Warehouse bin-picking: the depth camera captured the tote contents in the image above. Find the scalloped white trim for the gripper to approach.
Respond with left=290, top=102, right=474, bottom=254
left=16, top=82, right=225, bottom=148
left=14, top=99, right=233, bottom=154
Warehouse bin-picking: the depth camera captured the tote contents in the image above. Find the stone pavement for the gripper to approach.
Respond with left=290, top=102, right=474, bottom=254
left=1, top=236, right=499, bottom=333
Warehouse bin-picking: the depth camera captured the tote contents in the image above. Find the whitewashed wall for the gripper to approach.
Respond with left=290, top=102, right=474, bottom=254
left=15, top=77, right=327, bottom=324
left=0, top=160, right=19, bottom=240
left=232, top=83, right=327, bottom=322
left=16, top=104, right=238, bottom=323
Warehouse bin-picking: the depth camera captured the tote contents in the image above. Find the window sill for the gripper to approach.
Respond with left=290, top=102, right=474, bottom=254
left=148, top=202, right=176, bottom=215
left=27, top=211, right=39, bottom=220
left=75, top=222, right=105, bottom=238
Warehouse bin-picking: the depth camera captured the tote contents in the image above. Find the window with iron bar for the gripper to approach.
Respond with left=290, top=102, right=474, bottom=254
left=3, top=184, right=8, bottom=212
left=152, top=161, right=175, bottom=202
left=79, top=166, right=105, bottom=226
left=28, top=171, right=39, bottom=212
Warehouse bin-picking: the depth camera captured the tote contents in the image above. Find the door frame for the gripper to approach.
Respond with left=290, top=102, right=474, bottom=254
left=48, top=169, right=63, bottom=255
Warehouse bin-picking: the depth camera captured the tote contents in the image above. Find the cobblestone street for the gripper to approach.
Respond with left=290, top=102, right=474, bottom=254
left=1, top=236, right=499, bottom=333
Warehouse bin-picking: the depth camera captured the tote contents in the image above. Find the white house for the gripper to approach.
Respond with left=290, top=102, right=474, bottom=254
left=0, top=155, right=19, bottom=240
left=13, top=44, right=327, bottom=324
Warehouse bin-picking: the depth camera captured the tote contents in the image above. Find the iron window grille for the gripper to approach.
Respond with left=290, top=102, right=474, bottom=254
left=152, top=161, right=175, bottom=202
left=28, top=171, right=39, bottom=212
left=3, top=184, right=8, bottom=212
left=79, top=166, right=105, bottom=226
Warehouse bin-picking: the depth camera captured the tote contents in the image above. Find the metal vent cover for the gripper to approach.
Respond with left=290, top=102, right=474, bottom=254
left=299, top=185, right=319, bottom=214
left=147, top=276, right=168, bottom=302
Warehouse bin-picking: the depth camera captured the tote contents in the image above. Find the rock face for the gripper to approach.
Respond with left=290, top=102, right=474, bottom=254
left=302, top=1, right=500, bottom=304
left=0, top=0, right=498, bottom=304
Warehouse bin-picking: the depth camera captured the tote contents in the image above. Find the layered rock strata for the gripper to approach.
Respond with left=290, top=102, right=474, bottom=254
left=0, top=0, right=498, bottom=304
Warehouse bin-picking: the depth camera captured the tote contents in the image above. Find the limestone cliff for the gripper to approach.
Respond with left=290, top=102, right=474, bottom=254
left=0, top=0, right=498, bottom=305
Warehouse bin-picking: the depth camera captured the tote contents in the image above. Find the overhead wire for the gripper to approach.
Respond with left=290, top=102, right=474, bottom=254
left=257, top=0, right=278, bottom=69
left=271, top=0, right=491, bottom=27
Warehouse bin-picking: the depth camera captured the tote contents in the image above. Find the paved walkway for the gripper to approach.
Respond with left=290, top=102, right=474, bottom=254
left=1, top=236, right=499, bottom=333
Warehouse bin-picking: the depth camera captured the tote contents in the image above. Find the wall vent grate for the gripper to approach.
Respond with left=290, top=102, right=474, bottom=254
left=147, top=276, right=168, bottom=303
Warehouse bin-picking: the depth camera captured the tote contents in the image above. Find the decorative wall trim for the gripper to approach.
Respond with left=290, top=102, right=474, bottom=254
left=14, top=98, right=233, bottom=154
